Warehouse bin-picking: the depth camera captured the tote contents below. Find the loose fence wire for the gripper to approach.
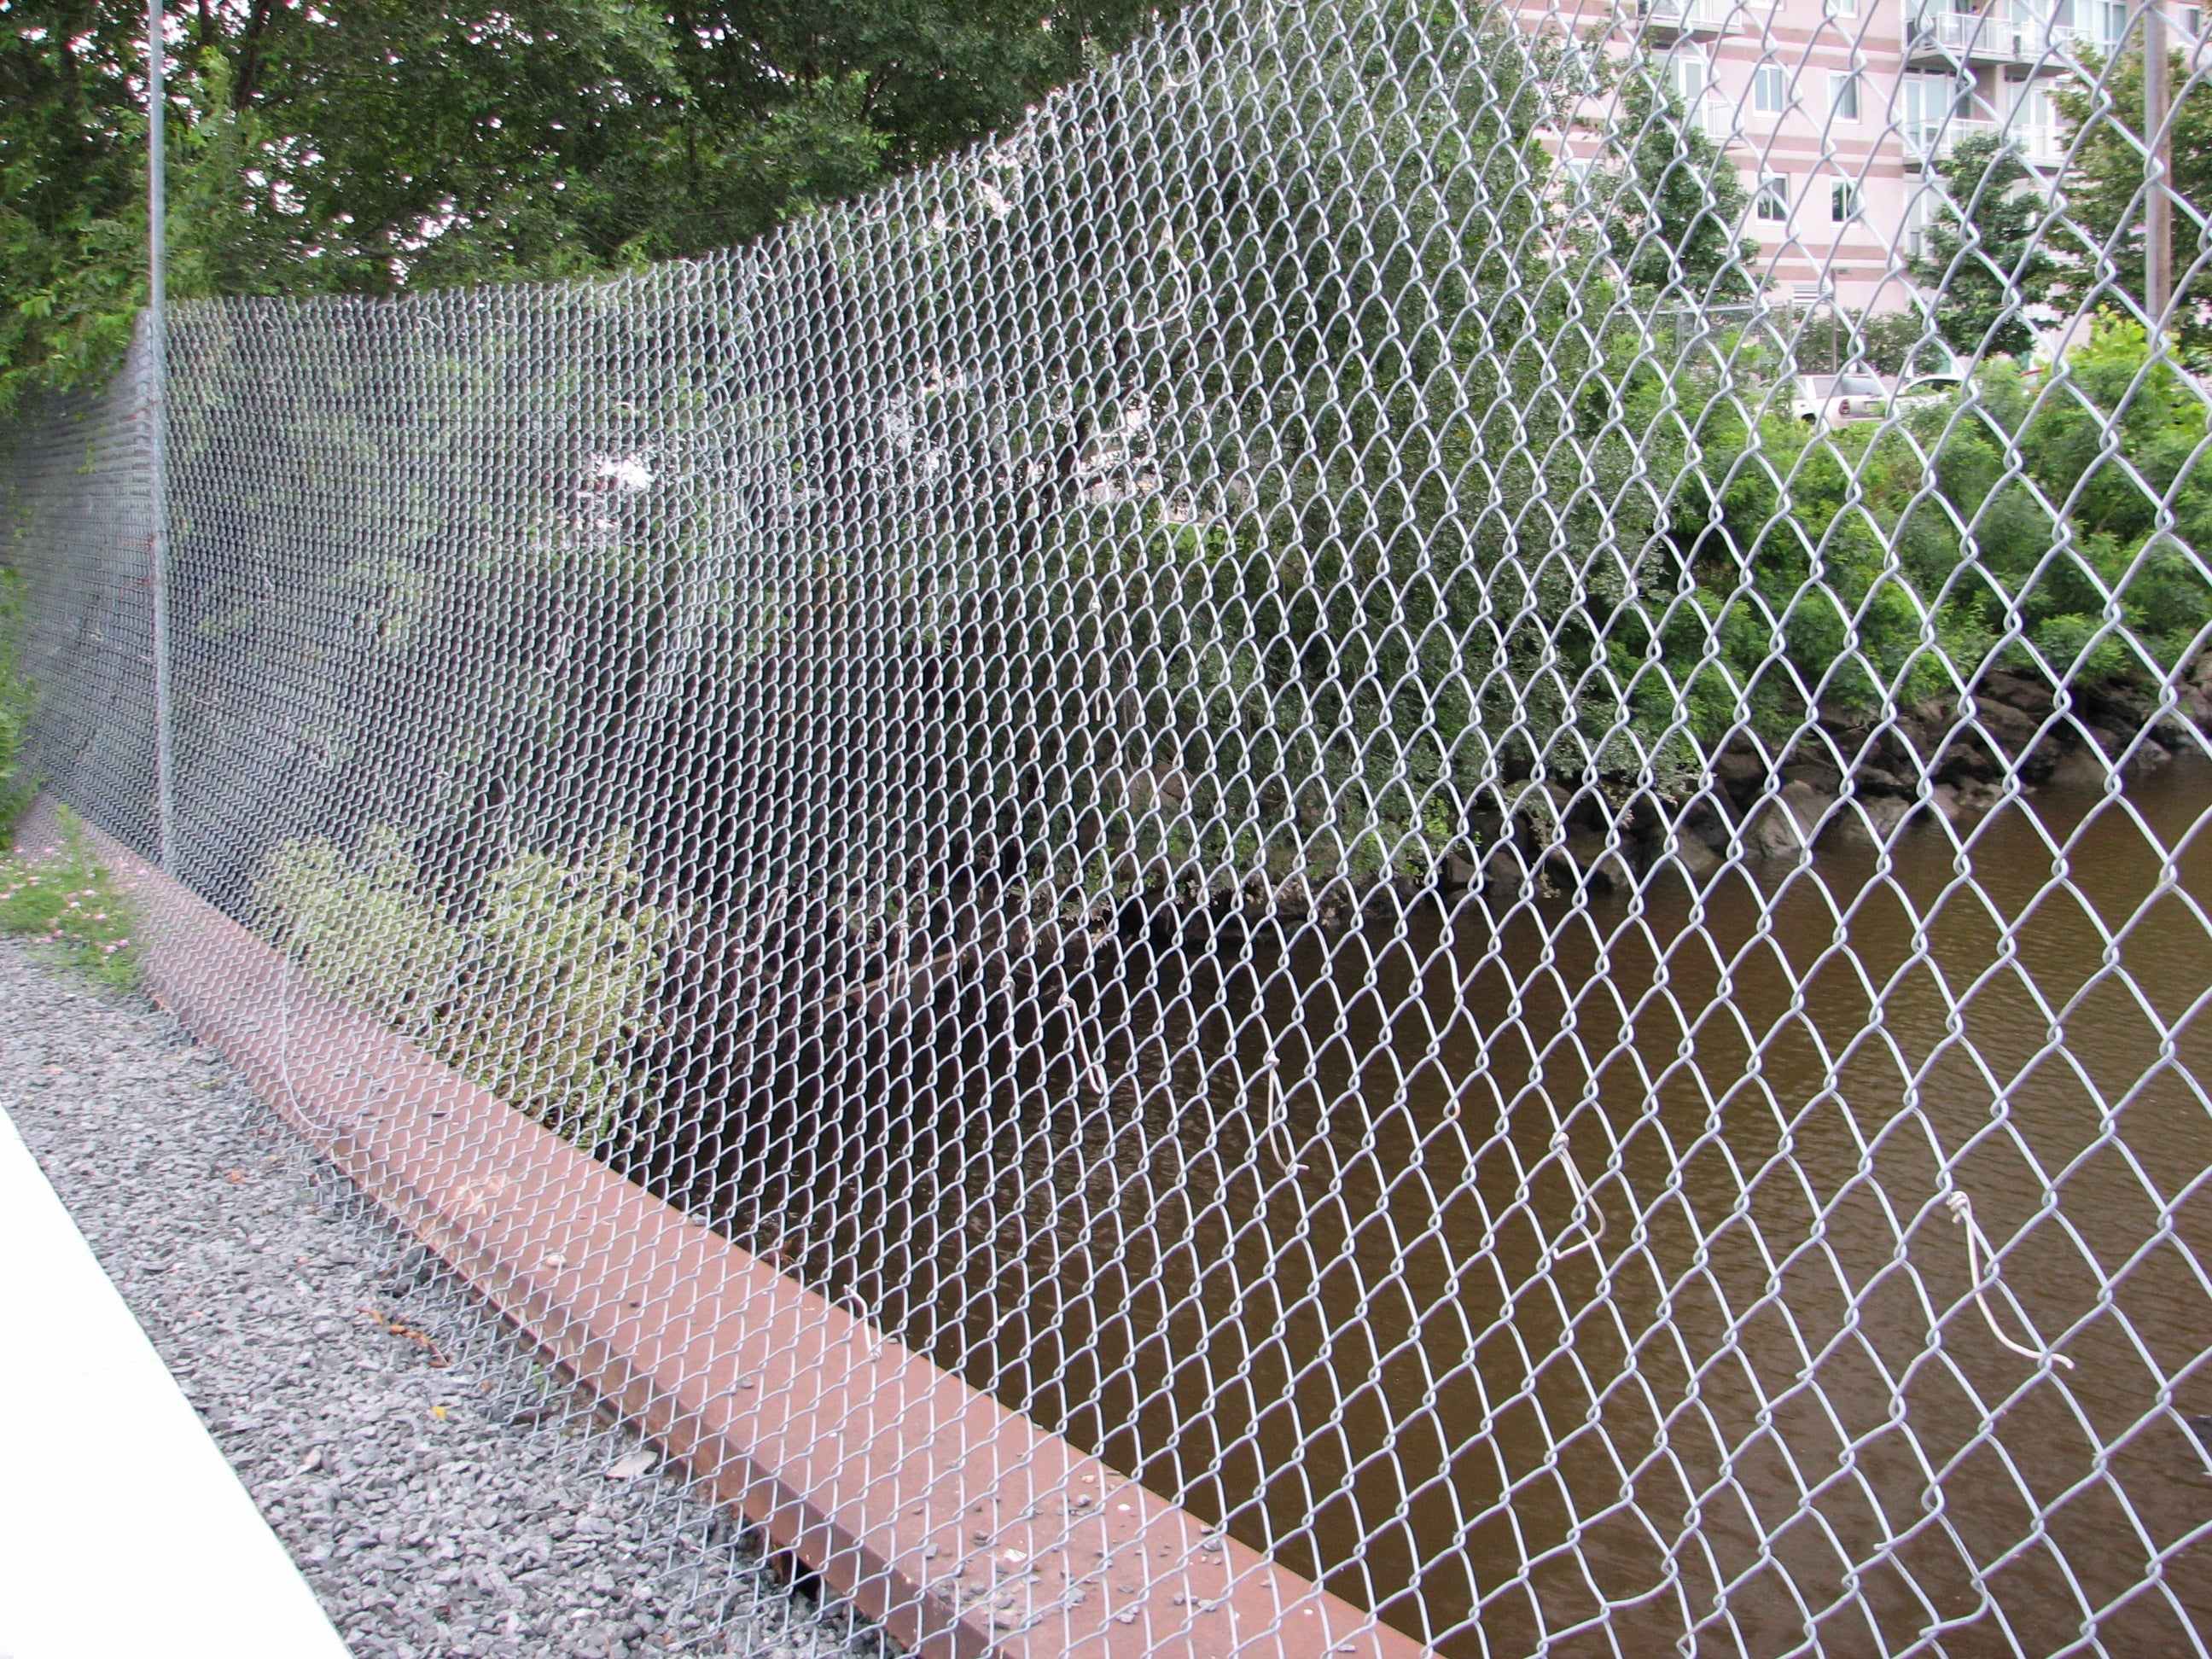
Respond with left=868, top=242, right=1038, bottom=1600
left=6, top=0, right=2212, bottom=1651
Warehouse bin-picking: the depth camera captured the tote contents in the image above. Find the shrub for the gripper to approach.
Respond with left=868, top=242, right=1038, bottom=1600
left=257, top=827, right=463, bottom=1034
left=257, top=827, right=666, bottom=1146
left=448, top=841, right=666, bottom=1146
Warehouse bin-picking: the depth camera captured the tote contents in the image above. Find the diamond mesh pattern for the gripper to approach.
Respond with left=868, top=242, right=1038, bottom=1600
left=6, top=1, right=2212, bottom=1652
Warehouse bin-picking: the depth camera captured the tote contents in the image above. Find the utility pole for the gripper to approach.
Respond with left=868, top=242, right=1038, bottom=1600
left=2145, top=0, right=2173, bottom=329
left=146, top=0, right=174, bottom=872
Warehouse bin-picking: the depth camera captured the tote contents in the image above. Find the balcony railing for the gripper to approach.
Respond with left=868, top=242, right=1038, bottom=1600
left=2017, top=20, right=2124, bottom=59
left=1901, top=115, right=1997, bottom=165
left=1907, top=9, right=2024, bottom=60
left=1679, top=96, right=1726, bottom=139
left=1900, top=116, right=2066, bottom=168
left=2024, top=20, right=2084, bottom=56
left=1639, top=0, right=1727, bottom=34
left=1912, top=9, right=2146, bottom=63
left=2012, top=122, right=2068, bottom=166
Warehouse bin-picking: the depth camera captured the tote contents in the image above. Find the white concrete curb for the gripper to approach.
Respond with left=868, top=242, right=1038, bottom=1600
left=0, top=1101, right=352, bottom=1659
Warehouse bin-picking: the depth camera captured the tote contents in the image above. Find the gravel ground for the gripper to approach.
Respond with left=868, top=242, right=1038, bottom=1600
left=0, top=935, right=898, bottom=1659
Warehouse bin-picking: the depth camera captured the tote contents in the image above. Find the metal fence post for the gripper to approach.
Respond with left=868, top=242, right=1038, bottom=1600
left=146, top=0, right=173, bottom=873
left=2147, top=0, right=2172, bottom=326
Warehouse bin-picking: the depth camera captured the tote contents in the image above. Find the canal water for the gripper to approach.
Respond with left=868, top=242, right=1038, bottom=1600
left=757, top=760, right=2212, bottom=1656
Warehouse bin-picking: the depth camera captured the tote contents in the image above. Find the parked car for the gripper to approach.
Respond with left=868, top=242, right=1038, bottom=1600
left=1792, top=371, right=1893, bottom=426
left=1891, top=370, right=1965, bottom=411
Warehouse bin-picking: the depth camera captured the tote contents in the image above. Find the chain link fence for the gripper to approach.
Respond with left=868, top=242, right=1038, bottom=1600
left=7, top=0, right=2212, bottom=1650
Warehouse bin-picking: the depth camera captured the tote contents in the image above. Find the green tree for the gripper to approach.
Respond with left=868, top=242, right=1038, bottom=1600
left=0, top=1, right=158, bottom=402
left=1593, top=59, right=1757, bottom=301
left=2051, top=43, right=2212, bottom=358
left=0, top=0, right=1164, bottom=405
left=1909, top=131, right=2068, bottom=359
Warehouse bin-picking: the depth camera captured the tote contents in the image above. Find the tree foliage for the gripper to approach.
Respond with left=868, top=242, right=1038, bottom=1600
left=1909, top=132, right=2068, bottom=360
left=1593, top=60, right=1755, bottom=301
left=2051, top=43, right=2212, bottom=359
left=942, top=0, right=1779, bottom=894
left=0, top=0, right=1164, bottom=405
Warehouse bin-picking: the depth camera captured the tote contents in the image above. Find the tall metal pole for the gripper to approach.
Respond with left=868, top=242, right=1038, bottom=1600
left=2145, top=0, right=2172, bottom=329
left=146, top=0, right=174, bottom=871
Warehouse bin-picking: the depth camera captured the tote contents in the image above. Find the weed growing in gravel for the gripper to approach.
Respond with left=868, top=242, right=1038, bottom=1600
left=0, top=810, right=143, bottom=990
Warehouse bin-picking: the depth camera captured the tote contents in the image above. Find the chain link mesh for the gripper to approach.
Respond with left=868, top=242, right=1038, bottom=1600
left=7, top=0, right=2212, bottom=1651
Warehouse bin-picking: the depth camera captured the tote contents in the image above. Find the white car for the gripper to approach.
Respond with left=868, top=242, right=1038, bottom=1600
left=1792, top=372, right=1892, bottom=426
left=1891, top=370, right=1965, bottom=412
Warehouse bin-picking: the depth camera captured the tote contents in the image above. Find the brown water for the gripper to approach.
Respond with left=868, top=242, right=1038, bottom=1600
left=756, top=762, right=2212, bottom=1656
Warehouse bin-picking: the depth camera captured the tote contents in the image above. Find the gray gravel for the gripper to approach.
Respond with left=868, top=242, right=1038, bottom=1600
left=0, top=935, right=898, bottom=1659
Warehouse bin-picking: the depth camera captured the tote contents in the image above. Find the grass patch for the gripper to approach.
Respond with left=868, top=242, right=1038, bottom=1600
left=0, top=811, right=143, bottom=991
left=0, top=567, right=32, bottom=832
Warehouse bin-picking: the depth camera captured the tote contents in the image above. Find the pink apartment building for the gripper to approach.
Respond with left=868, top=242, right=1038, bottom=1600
left=1535, top=0, right=2187, bottom=314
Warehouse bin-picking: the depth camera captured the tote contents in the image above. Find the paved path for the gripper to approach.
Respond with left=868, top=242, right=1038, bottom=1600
left=0, top=1092, right=352, bottom=1659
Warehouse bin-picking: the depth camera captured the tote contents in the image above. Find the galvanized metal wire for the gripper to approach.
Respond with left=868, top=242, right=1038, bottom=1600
left=8, top=0, right=2212, bottom=1652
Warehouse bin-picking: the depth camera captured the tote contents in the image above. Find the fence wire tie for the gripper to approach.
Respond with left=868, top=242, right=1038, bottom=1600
left=1550, top=1130, right=1605, bottom=1260
left=1057, top=993, right=1109, bottom=1096
left=1945, top=1190, right=2075, bottom=1371
left=1260, top=1051, right=1305, bottom=1173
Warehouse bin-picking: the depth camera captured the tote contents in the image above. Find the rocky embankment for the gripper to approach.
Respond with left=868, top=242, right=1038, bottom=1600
left=731, top=662, right=2212, bottom=965
left=1460, top=660, right=2212, bottom=902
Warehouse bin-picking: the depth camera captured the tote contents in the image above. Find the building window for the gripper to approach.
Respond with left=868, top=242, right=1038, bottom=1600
left=1904, top=73, right=1971, bottom=125
left=1826, top=0, right=1859, bottom=16
left=1830, top=72, right=1862, bottom=120
left=1904, top=188, right=1943, bottom=260
left=2011, top=84, right=2058, bottom=161
left=1753, top=64, right=1788, bottom=114
left=1755, top=173, right=1791, bottom=221
left=1831, top=181, right=1862, bottom=221
left=2094, top=0, right=2128, bottom=52
left=1668, top=49, right=1712, bottom=104
left=1666, top=49, right=1713, bottom=132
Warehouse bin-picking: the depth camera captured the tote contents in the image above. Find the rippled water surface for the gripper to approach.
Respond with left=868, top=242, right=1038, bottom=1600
left=745, top=762, right=2212, bottom=1656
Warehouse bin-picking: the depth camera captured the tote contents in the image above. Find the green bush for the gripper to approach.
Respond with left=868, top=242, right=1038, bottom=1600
left=255, top=826, right=463, bottom=1034
left=257, top=827, right=666, bottom=1146
left=1649, top=317, right=2212, bottom=744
